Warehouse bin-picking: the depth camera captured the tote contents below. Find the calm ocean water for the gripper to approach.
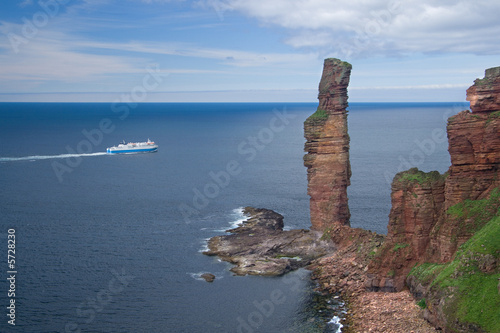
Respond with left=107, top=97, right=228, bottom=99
left=0, top=102, right=467, bottom=332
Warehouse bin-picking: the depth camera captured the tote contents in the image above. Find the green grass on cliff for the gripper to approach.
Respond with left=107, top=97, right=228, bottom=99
left=447, top=188, right=500, bottom=235
left=410, top=262, right=445, bottom=284
left=409, top=208, right=500, bottom=332
left=392, top=243, right=409, bottom=252
left=305, top=108, right=328, bottom=123
left=486, top=111, right=500, bottom=125
left=396, top=168, right=445, bottom=186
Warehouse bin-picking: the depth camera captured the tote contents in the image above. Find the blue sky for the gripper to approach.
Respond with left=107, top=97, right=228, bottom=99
left=0, top=0, right=499, bottom=102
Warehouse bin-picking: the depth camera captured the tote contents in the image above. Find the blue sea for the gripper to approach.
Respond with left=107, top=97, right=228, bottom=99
left=0, top=102, right=467, bottom=332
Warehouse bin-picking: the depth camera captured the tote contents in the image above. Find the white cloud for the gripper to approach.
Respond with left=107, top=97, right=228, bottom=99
left=0, top=20, right=319, bottom=93
left=207, top=0, right=500, bottom=57
left=64, top=39, right=318, bottom=68
left=1, top=0, right=495, bottom=101
left=0, top=29, right=144, bottom=82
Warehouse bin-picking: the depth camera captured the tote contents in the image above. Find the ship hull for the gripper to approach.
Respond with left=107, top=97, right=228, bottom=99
left=106, top=139, right=158, bottom=154
left=106, top=147, right=158, bottom=154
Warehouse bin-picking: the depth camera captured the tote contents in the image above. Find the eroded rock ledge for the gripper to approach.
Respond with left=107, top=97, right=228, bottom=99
left=203, top=207, right=335, bottom=276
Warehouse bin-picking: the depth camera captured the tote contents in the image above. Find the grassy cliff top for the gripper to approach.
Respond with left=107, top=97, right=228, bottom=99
left=324, top=58, right=352, bottom=69
left=394, top=168, right=445, bottom=187
left=409, top=188, right=500, bottom=332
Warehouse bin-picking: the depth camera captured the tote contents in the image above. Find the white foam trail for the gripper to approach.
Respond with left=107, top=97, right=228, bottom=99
left=0, top=152, right=107, bottom=162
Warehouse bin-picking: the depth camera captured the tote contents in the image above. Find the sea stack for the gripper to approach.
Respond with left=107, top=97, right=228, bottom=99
left=304, top=58, right=352, bottom=231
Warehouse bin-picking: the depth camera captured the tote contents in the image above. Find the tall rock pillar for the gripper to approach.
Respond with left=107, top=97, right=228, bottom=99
left=304, top=58, right=352, bottom=231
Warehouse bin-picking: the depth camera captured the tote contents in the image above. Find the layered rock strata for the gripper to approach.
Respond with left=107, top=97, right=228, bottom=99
left=466, top=66, right=500, bottom=113
left=366, top=66, right=500, bottom=293
left=311, top=66, right=499, bottom=333
left=366, top=169, right=446, bottom=291
left=203, top=207, right=334, bottom=276
left=304, top=58, right=352, bottom=231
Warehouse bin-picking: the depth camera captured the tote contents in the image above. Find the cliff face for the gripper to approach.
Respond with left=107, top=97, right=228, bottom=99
left=304, top=58, right=352, bottom=231
left=466, top=66, right=500, bottom=113
left=368, top=67, right=500, bottom=292
left=365, top=67, right=500, bottom=331
left=308, top=63, right=500, bottom=332
left=431, top=67, right=500, bottom=262
left=445, top=111, right=500, bottom=210
left=366, top=169, right=446, bottom=292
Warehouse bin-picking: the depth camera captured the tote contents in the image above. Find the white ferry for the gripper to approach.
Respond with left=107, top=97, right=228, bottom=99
left=106, top=139, right=158, bottom=154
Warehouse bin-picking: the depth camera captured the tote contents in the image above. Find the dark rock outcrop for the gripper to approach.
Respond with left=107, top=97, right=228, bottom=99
left=200, top=273, right=216, bottom=283
left=203, top=207, right=334, bottom=276
left=304, top=58, right=352, bottom=231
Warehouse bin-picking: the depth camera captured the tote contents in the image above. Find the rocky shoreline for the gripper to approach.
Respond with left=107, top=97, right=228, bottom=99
left=203, top=209, right=438, bottom=331
left=202, top=61, right=499, bottom=332
left=309, top=225, right=437, bottom=332
left=203, top=207, right=335, bottom=276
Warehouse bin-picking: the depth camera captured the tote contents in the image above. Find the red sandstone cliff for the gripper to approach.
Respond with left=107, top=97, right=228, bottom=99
left=309, top=64, right=499, bottom=333
left=365, top=169, right=447, bottom=291
left=304, top=58, right=352, bottom=230
left=366, top=66, right=500, bottom=292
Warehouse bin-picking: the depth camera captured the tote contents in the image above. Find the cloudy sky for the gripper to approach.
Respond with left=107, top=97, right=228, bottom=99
left=0, top=0, right=499, bottom=102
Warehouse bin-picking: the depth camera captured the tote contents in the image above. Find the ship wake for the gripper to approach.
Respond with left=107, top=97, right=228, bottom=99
left=0, top=152, right=107, bottom=162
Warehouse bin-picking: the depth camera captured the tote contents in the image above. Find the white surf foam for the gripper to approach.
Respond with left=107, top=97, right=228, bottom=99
left=198, top=238, right=211, bottom=253
left=188, top=272, right=206, bottom=281
left=210, top=207, right=248, bottom=232
left=0, top=152, right=107, bottom=162
left=229, top=206, right=248, bottom=228
left=327, top=315, right=344, bottom=333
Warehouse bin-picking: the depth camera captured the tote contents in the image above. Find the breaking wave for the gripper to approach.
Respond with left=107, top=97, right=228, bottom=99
left=327, top=315, right=344, bottom=333
left=228, top=207, right=248, bottom=228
